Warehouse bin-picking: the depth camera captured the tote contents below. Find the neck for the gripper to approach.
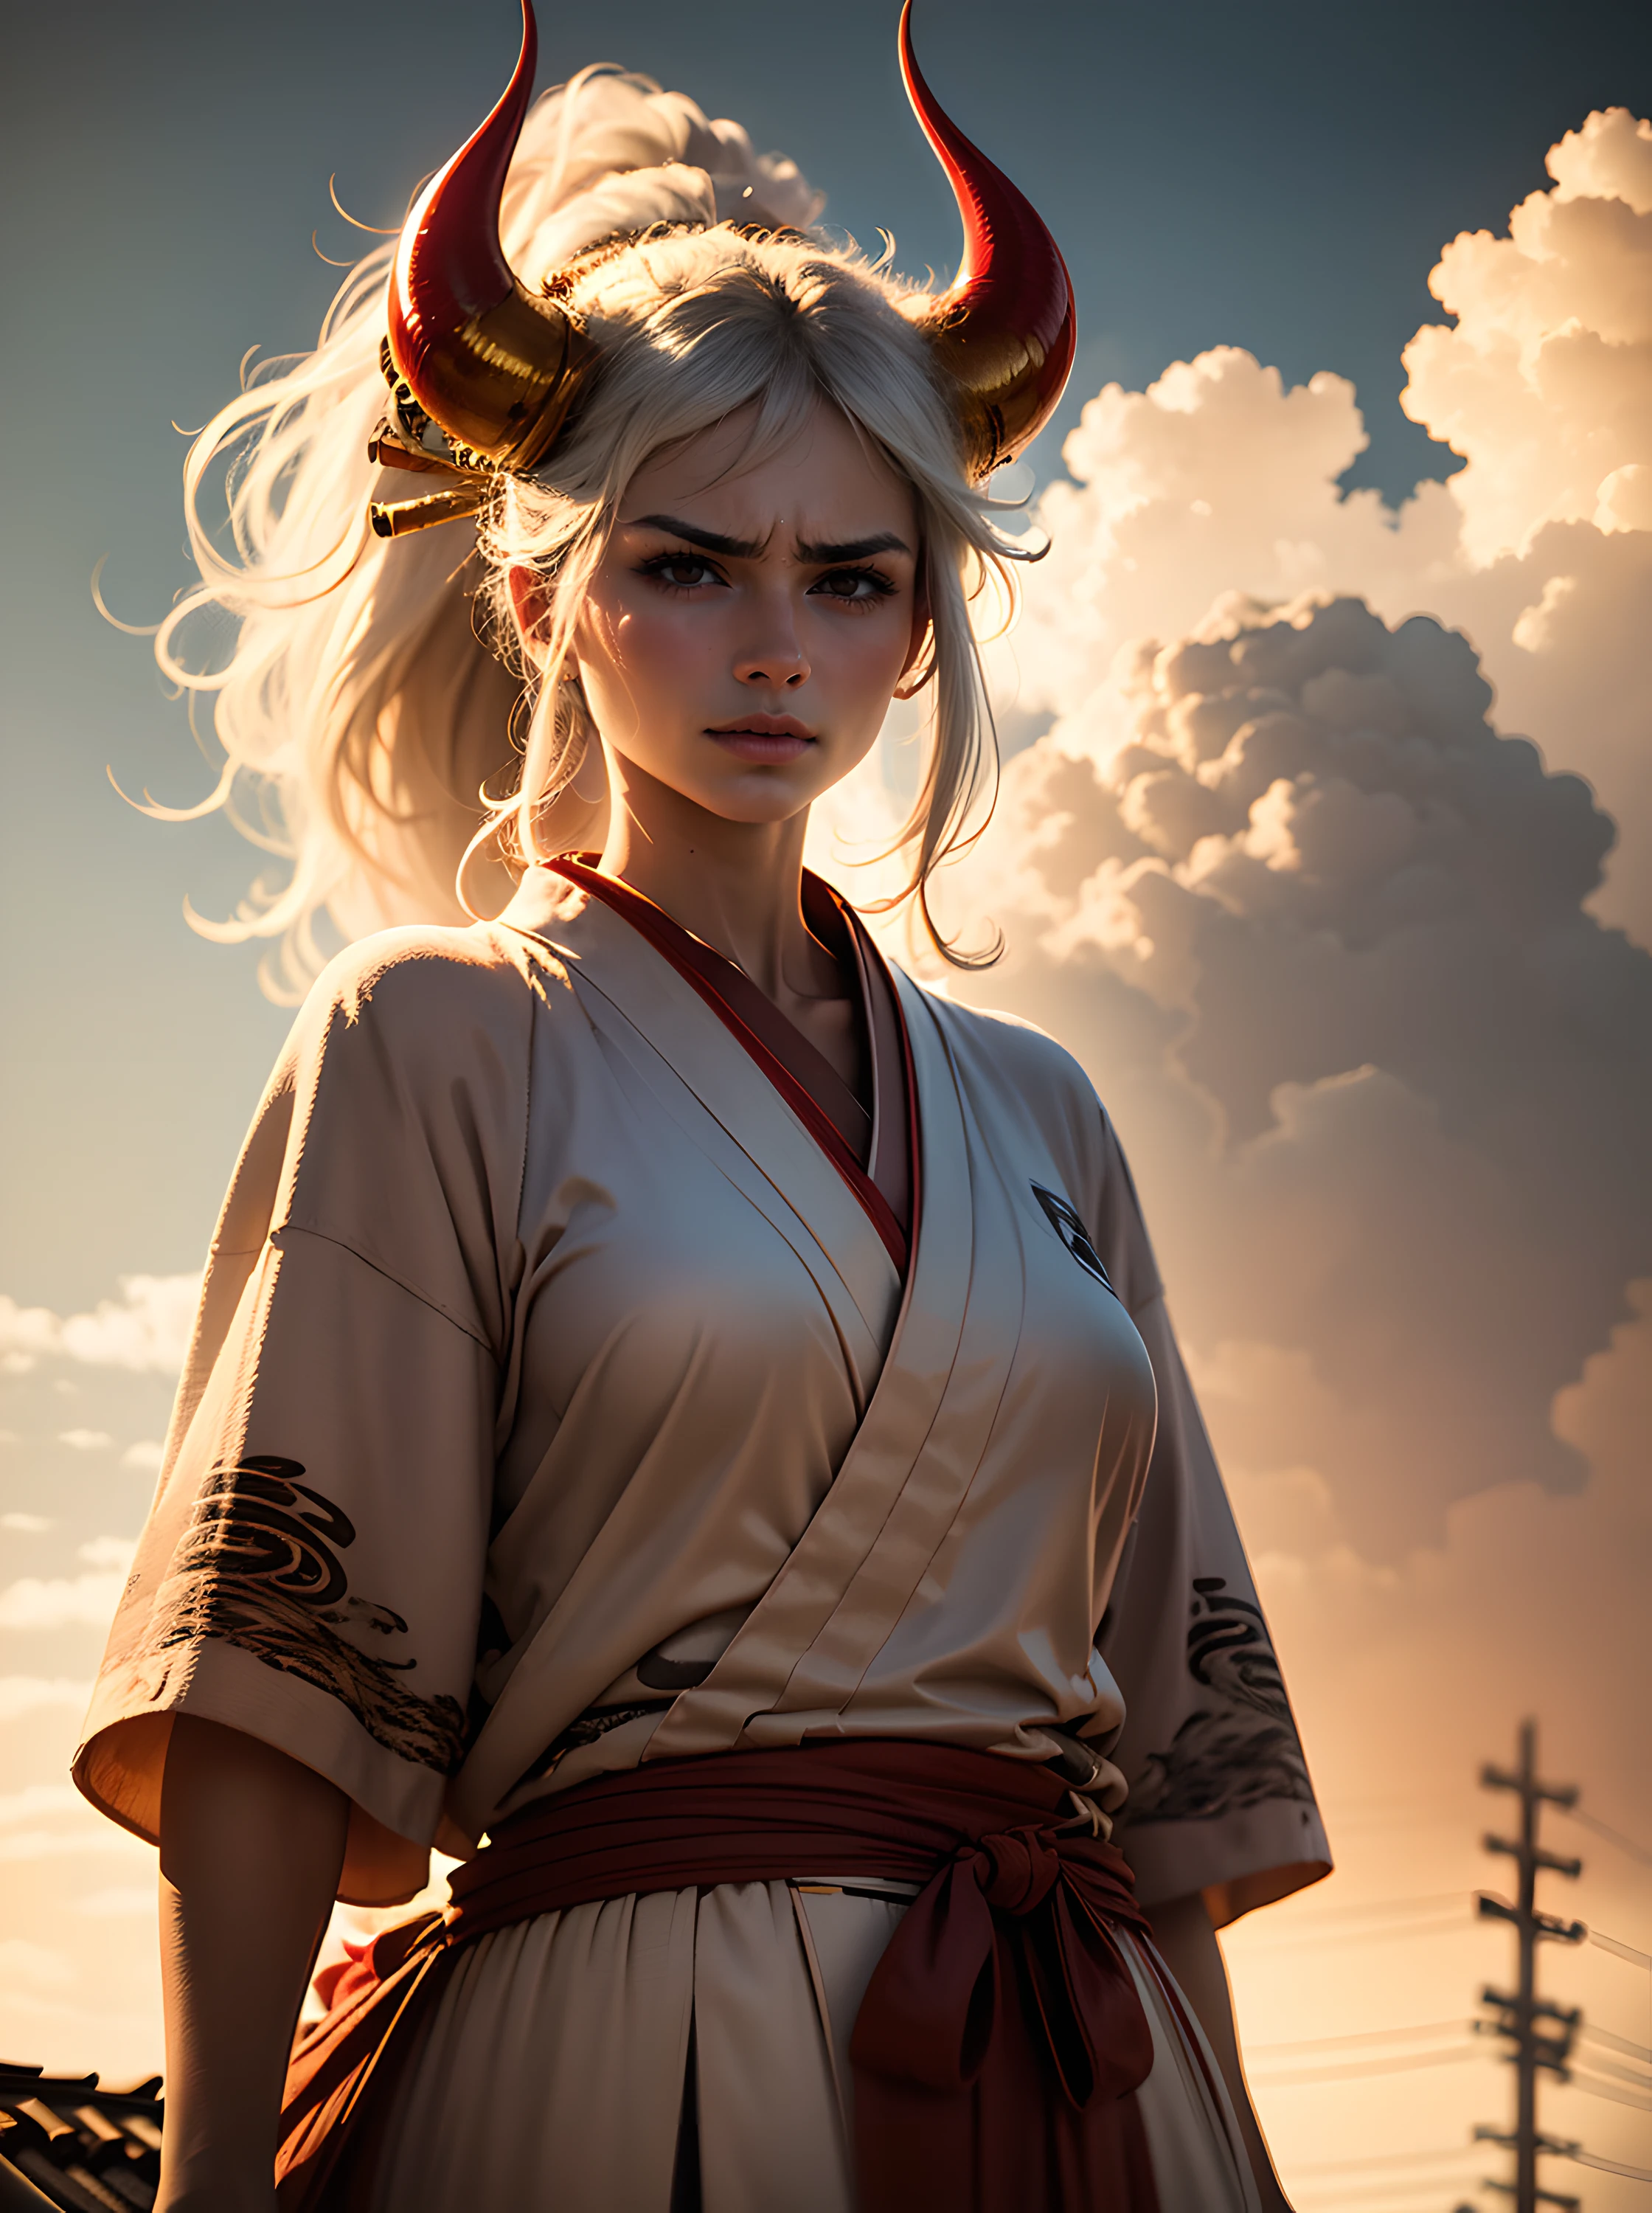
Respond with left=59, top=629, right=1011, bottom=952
left=594, top=748, right=837, bottom=1003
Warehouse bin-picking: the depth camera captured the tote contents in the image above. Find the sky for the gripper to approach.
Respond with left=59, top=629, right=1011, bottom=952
left=3, top=2, right=1651, bottom=2204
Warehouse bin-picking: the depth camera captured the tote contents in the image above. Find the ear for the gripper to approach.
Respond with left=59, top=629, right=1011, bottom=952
left=508, top=564, right=554, bottom=669
left=895, top=566, right=936, bottom=702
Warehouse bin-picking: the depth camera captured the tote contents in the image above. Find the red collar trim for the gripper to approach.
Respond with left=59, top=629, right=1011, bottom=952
left=541, top=856, right=910, bottom=1276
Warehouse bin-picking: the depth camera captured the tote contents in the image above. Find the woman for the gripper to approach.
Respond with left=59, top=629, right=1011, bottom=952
left=75, top=6, right=1328, bottom=2207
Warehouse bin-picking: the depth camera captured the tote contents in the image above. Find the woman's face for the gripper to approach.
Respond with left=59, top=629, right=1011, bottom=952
left=518, top=399, right=924, bottom=826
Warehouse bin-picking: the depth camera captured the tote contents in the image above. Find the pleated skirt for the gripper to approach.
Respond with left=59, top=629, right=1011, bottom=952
left=363, top=1875, right=1260, bottom=2212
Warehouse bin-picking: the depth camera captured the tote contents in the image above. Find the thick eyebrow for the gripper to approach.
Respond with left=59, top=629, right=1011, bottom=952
left=794, top=531, right=913, bottom=564
left=625, top=513, right=766, bottom=558
left=625, top=513, right=912, bottom=564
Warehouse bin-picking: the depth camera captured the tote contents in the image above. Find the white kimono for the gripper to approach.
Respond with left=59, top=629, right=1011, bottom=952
left=75, top=866, right=1328, bottom=2209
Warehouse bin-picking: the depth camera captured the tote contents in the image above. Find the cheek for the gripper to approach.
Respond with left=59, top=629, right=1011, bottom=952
left=577, top=598, right=672, bottom=721
left=816, top=608, right=914, bottom=700
left=587, top=590, right=715, bottom=685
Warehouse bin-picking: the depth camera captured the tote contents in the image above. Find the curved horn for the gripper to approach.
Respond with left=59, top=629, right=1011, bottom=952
left=388, top=0, right=593, bottom=471
left=900, top=2, right=1076, bottom=482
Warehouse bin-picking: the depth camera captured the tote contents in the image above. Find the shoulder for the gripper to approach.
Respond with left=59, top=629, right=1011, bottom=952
left=267, top=926, right=549, bottom=1262
left=288, top=921, right=575, bottom=1084
left=270, top=924, right=566, bottom=1179
left=906, top=980, right=1100, bottom=1120
left=305, top=921, right=544, bottom=1034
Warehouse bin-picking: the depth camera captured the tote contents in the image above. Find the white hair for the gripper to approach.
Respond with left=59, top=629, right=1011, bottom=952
left=149, top=66, right=1026, bottom=996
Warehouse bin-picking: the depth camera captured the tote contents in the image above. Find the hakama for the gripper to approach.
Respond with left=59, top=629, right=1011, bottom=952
left=367, top=1885, right=1257, bottom=2212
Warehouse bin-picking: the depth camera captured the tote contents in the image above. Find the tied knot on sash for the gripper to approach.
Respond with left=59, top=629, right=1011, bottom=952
left=850, top=1816, right=1156, bottom=2113
left=968, top=1821, right=1062, bottom=1914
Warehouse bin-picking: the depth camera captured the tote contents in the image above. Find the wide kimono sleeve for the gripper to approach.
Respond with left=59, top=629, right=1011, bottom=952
left=72, top=929, right=532, bottom=1905
left=1086, top=1110, right=1332, bottom=1927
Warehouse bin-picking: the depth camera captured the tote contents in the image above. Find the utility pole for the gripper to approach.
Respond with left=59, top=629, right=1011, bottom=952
left=1472, top=1719, right=1586, bottom=2213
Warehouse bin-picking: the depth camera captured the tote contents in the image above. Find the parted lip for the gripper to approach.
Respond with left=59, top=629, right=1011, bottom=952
left=704, top=714, right=816, bottom=741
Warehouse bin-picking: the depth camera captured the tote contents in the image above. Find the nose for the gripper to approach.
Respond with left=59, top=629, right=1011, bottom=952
left=733, top=605, right=810, bottom=691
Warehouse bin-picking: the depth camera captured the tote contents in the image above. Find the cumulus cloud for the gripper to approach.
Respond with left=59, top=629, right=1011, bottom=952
left=0, top=1540, right=136, bottom=1633
left=990, top=110, right=1652, bottom=944
left=76, top=1537, right=139, bottom=1573
left=0, top=1783, right=83, bottom=1827
left=0, top=1827, right=133, bottom=1863
left=57, top=1429, right=113, bottom=1452
left=76, top=1888, right=156, bottom=1919
left=1249, top=1278, right=1652, bottom=1840
left=936, top=592, right=1651, bottom=1554
left=0, top=1770, right=141, bottom=1862
left=1400, top=108, right=1652, bottom=564
left=119, top=1440, right=164, bottom=1474
left=994, top=347, right=1451, bottom=727
left=0, top=1565, right=131, bottom=1632
left=0, top=1940, right=74, bottom=1992
left=841, top=103, right=1648, bottom=1590
left=1216, top=1287, right=1652, bottom=2180
left=0, top=1677, right=93, bottom=1722
left=0, top=1275, right=200, bottom=1377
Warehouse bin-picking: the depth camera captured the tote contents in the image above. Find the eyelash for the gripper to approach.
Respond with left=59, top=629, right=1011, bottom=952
left=635, top=552, right=898, bottom=605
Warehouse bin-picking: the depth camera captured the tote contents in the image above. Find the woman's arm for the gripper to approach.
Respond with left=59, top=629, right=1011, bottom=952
left=156, top=1716, right=349, bottom=2213
left=1150, top=1890, right=1294, bottom=2213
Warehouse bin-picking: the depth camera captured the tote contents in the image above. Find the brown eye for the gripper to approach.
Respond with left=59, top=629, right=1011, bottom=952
left=811, top=567, right=896, bottom=603
left=639, top=553, right=724, bottom=591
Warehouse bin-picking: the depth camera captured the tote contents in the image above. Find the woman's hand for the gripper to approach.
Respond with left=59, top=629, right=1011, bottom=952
left=154, top=1717, right=348, bottom=2213
left=1149, top=1889, right=1297, bottom=2212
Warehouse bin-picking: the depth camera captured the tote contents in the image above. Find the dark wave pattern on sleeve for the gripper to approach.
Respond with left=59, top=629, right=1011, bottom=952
left=1126, top=1576, right=1315, bottom=1824
left=146, top=1456, right=468, bottom=1776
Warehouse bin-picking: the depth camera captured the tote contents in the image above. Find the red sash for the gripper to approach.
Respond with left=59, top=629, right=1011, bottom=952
left=276, top=1740, right=1161, bottom=2211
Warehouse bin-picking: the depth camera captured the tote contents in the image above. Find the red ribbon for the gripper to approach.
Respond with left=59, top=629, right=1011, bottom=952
left=853, top=1821, right=1156, bottom=2107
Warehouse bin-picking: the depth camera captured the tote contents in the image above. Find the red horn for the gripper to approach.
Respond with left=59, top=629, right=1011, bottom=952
left=899, top=1, right=1077, bottom=482
left=387, top=0, right=594, bottom=471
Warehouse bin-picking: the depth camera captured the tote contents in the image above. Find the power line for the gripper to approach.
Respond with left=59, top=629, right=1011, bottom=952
left=1295, top=2180, right=1486, bottom=2209
left=1297, top=2198, right=1479, bottom=2211
left=1565, top=2145, right=1652, bottom=2181
left=1249, top=2018, right=1474, bottom=2057
left=1243, top=1892, right=1471, bottom=1930
left=1560, top=1803, right=1652, bottom=1867
left=1580, top=2020, right=1652, bottom=2063
left=1293, top=2169, right=1482, bottom=2206
left=1298, top=2198, right=1492, bottom=2213
left=1291, top=2144, right=1481, bottom=2177
left=1242, top=1910, right=1479, bottom=1953
left=1259, top=1740, right=1649, bottom=2208
left=1279, top=1891, right=1472, bottom=1922
left=1569, top=2049, right=1652, bottom=2091
left=1252, top=2045, right=1483, bottom=2088
left=1589, top=1925, right=1652, bottom=1970
left=1566, top=2067, right=1652, bottom=2112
